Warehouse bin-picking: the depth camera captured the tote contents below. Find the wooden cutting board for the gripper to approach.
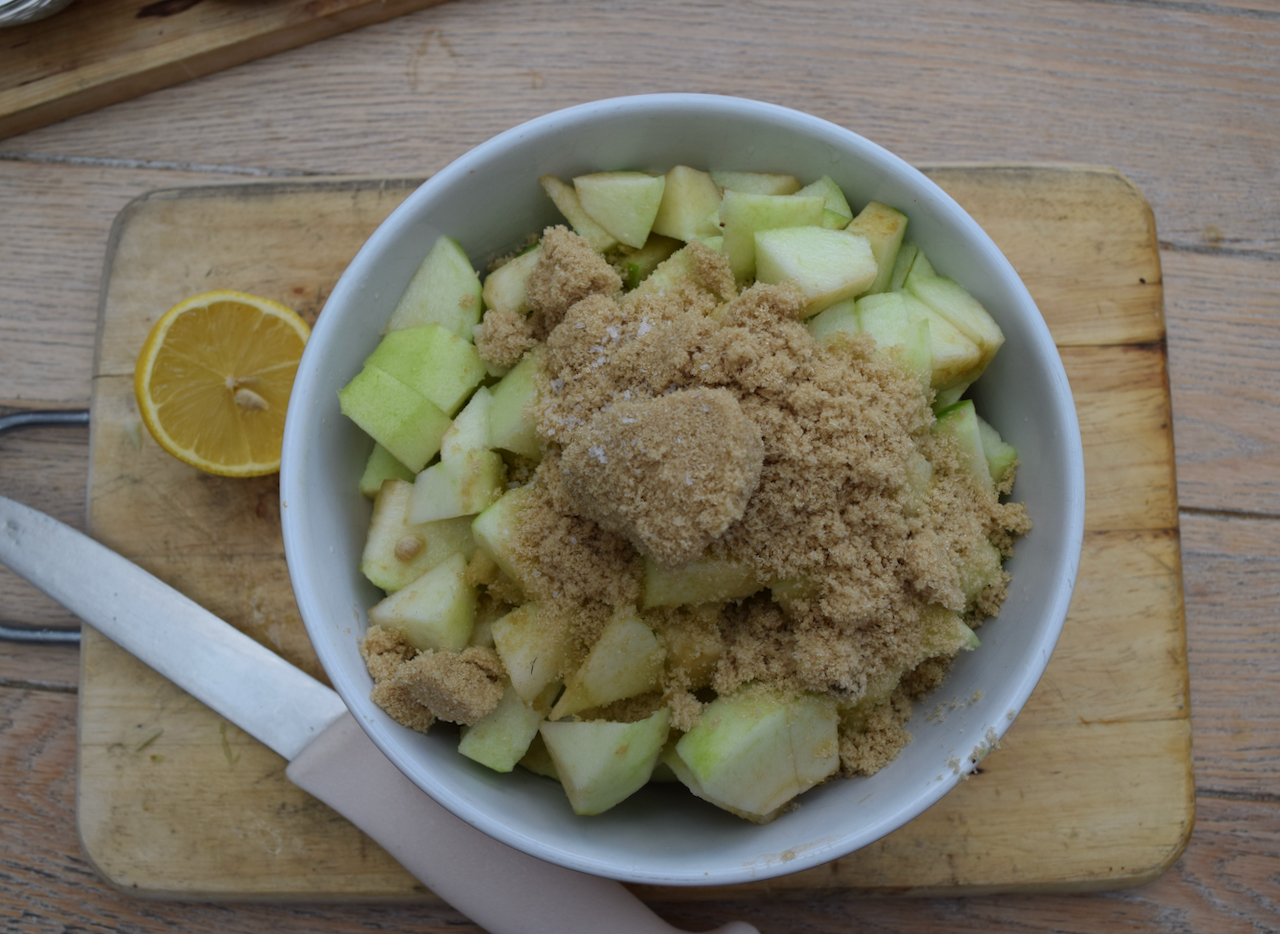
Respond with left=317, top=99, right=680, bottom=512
left=79, top=166, right=1192, bottom=901
left=0, top=0, right=448, bottom=142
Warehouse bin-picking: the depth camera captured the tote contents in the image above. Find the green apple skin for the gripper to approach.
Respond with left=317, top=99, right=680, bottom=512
left=337, top=365, right=451, bottom=473
left=363, top=323, right=487, bottom=417
left=385, top=235, right=484, bottom=341
left=539, top=175, right=619, bottom=253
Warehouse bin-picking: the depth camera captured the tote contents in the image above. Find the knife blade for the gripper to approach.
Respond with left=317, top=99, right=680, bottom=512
left=0, top=494, right=757, bottom=934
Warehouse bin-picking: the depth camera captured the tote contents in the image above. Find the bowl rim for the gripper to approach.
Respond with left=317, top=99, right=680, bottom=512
left=281, top=92, right=1086, bottom=886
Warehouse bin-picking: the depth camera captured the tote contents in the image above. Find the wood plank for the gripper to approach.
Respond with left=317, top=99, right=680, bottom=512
left=0, top=0, right=450, bottom=141
left=1065, top=343, right=1180, bottom=533
left=0, top=160, right=247, bottom=407
left=6, top=0, right=1276, bottom=261
left=70, top=166, right=1191, bottom=899
left=1164, top=248, right=1280, bottom=517
left=925, top=165, right=1164, bottom=348
left=5, top=684, right=1266, bottom=932
left=1182, top=509, right=1280, bottom=798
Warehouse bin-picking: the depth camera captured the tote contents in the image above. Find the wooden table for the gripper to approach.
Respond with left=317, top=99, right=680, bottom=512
left=2, top=1, right=1276, bottom=931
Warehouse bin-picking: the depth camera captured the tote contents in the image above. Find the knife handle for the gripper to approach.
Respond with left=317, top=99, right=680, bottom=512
left=286, top=713, right=759, bottom=934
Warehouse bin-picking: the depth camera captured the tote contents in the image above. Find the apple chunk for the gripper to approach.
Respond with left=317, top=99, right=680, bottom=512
left=573, top=171, right=666, bottom=249
left=337, top=365, right=451, bottom=473
left=754, top=226, right=878, bottom=316
left=367, top=551, right=477, bottom=652
left=550, top=609, right=665, bottom=720
left=361, top=478, right=475, bottom=592
left=719, top=190, right=825, bottom=283
left=408, top=449, right=505, bottom=523
left=670, top=689, right=839, bottom=822
left=385, top=235, right=483, bottom=340
left=540, top=709, right=670, bottom=815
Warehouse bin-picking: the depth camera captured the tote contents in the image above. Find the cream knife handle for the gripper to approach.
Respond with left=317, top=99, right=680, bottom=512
left=286, top=714, right=758, bottom=934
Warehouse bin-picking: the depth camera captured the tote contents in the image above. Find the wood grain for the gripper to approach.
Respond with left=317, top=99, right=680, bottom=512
left=0, top=0, right=451, bottom=141
left=1, top=0, right=1277, bottom=930
left=0, top=683, right=1270, bottom=932
left=71, top=166, right=1191, bottom=900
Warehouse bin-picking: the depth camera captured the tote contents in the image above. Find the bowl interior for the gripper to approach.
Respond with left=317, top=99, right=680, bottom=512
left=281, top=94, right=1085, bottom=886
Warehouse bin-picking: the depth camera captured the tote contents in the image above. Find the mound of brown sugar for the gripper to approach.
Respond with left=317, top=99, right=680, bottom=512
left=369, top=227, right=1030, bottom=783
left=559, top=386, right=764, bottom=568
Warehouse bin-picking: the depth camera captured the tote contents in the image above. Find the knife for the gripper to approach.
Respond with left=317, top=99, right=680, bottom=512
left=0, top=494, right=758, bottom=934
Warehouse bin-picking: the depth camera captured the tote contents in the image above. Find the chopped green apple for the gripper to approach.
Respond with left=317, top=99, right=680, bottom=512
left=482, top=245, right=540, bottom=317
left=901, top=293, right=983, bottom=401
left=616, top=234, right=682, bottom=289
left=470, top=484, right=535, bottom=589
left=846, top=201, right=908, bottom=295
left=977, top=414, right=1019, bottom=489
left=550, top=609, right=665, bottom=720
left=367, top=552, right=477, bottom=652
left=408, top=449, right=505, bottom=523
left=932, top=399, right=994, bottom=494
left=754, top=226, right=878, bottom=316
left=361, top=478, right=475, bottom=592
left=651, top=165, right=724, bottom=241
left=719, top=190, right=825, bottom=283
left=358, top=443, right=415, bottom=499
left=337, top=365, right=451, bottom=473
left=384, top=235, right=484, bottom=340
left=642, top=555, right=763, bottom=608
left=539, top=175, right=619, bottom=253
left=459, top=680, right=546, bottom=773
left=490, top=602, right=571, bottom=704
left=905, top=272, right=1005, bottom=375
left=670, top=689, right=839, bottom=822
left=540, top=708, right=670, bottom=815
left=363, top=323, right=487, bottom=416
left=796, top=175, right=854, bottom=225
left=573, top=171, right=667, bottom=249
left=710, top=170, right=801, bottom=195
left=887, top=242, right=934, bottom=292
left=439, top=385, right=492, bottom=462
left=487, top=348, right=544, bottom=460
left=804, top=297, right=858, bottom=345
left=855, top=292, right=932, bottom=385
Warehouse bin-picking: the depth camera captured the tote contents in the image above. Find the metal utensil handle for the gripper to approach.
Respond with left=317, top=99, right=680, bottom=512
left=0, top=408, right=89, bottom=644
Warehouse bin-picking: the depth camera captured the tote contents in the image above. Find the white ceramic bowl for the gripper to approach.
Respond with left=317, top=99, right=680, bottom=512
left=281, top=94, right=1085, bottom=887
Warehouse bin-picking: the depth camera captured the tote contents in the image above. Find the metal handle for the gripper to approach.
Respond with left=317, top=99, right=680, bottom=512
left=0, top=408, right=90, bottom=645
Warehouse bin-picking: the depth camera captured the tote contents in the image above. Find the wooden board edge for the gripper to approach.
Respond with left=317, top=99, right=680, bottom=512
left=0, top=1, right=450, bottom=142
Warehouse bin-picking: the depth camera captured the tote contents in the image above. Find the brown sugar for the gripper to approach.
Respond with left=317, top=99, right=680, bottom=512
left=559, top=387, right=764, bottom=568
left=525, top=225, right=622, bottom=339
left=361, top=627, right=505, bottom=727
left=365, top=226, right=1031, bottom=787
